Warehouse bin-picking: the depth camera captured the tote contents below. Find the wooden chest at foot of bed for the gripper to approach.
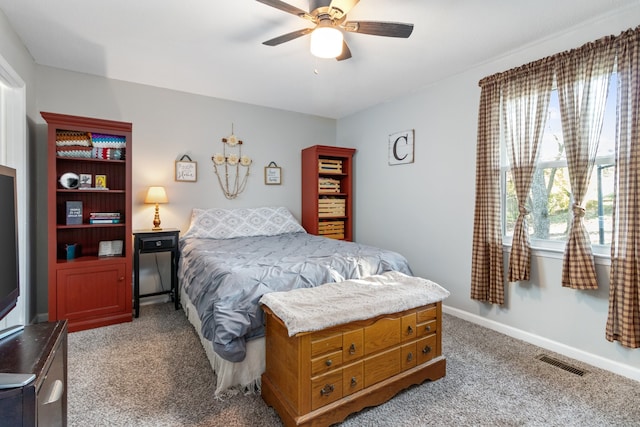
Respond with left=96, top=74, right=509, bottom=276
left=261, top=302, right=446, bottom=427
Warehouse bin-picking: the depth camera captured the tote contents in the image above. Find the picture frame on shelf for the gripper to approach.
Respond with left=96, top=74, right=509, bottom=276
left=264, top=161, right=281, bottom=185
left=79, top=173, right=92, bottom=188
left=95, top=174, right=107, bottom=189
left=175, top=154, right=197, bottom=182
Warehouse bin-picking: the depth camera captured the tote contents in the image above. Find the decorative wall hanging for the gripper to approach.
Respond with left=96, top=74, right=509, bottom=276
left=175, top=154, right=197, bottom=182
left=211, top=125, right=252, bottom=199
left=388, top=129, right=415, bottom=166
left=264, top=161, right=282, bottom=185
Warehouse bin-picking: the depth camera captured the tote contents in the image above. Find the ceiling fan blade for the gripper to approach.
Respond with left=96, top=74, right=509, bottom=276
left=328, top=0, right=360, bottom=18
left=336, top=40, right=352, bottom=61
left=344, top=21, right=414, bottom=38
left=262, top=28, right=313, bottom=46
left=256, top=0, right=308, bottom=18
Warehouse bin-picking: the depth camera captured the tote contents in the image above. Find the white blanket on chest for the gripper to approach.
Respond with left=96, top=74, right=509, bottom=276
left=259, top=271, right=450, bottom=336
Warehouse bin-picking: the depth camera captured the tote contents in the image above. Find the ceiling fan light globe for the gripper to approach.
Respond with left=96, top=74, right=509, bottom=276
left=310, top=27, right=343, bottom=58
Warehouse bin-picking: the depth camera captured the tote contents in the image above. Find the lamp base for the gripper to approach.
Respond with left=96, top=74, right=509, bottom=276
left=152, top=204, right=162, bottom=231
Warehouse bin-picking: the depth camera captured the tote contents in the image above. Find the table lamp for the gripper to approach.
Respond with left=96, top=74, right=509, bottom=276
left=144, top=186, right=168, bottom=230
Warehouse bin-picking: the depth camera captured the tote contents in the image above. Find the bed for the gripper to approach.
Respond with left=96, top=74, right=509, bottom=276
left=177, top=206, right=413, bottom=396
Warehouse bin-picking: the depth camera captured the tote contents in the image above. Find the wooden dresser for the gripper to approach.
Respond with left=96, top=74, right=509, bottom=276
left=261, top=302, right=446, bottom=427
left=0, top=321, right=68, bottom=426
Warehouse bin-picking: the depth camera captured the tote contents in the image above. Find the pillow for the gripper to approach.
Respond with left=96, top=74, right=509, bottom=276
left=182, top=206, right=306, bottom=239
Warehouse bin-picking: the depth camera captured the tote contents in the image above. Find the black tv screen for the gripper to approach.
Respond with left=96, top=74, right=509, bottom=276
left=0, top=165, right=19, bottom=322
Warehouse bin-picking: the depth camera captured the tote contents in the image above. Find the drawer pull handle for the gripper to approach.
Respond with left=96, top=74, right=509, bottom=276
left=155, top=241, right=162, bottom=247
left=320, top=384, right=335, bottom=396
left=422, top=345, right=432, bottom=354
left=350, top=377, right=357, bottom=387
left=349, top=343, right=356, bottom=355
left=407, top=352, right=413, bottom=362
left=407, top=325, right=413, bottom=335
left=43, top=379, right=64, bottom=405
left=325, top=359, right=332, bottom=367
left=425, top=325, right=432, bottom=332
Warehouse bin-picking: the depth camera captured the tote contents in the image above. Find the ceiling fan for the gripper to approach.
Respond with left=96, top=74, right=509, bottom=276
left=256, top=0, right=414, bottom=61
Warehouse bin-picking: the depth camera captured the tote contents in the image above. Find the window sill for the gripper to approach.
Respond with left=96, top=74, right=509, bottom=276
left=502, top=241, right=611, bottom=266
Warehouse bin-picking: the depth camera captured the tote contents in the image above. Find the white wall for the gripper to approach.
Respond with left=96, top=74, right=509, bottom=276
left=34, top=66, right=336, bottom=311
left=337, top=8, right=640, bottom=379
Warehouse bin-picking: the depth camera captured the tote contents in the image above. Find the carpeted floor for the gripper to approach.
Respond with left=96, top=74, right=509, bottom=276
left=67, top=303, right=639, bottom=426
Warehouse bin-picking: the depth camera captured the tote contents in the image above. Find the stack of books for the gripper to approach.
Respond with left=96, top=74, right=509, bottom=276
left=89, top=212, right=120, bottom=224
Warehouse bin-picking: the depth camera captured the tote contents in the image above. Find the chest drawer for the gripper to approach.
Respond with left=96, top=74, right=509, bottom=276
left=417, top=305, right=437, bottom=323
left=343, top=329, right=364, bottom=362
left=401, top=341, right=417, bottom=371
left=417, top=334, right=438, bottom=365
left=364, top=347, right=401, bottom=388
left=401, top=313, right=417, bottom=342
left=311, top=332, right=342, bottom=357
left=311, top=370, right=343, bottom=410
left=311, top=350, right=343, bottom=376
left=417, top=319, right=437, bottom=338
left=342, top=361, right=363, bottom=396
left=364, top=317, right=400, bottom=355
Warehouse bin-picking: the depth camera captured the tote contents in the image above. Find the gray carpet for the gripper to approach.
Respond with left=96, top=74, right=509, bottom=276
left=67, top=303, right=639, bottom=426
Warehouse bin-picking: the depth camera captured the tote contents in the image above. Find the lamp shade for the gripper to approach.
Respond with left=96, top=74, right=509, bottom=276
left=144, top=186, right=168, bottom=204
left=310, top=26, right=343, bottom=58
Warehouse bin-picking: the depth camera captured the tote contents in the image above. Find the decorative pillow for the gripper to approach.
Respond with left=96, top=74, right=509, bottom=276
left=182, top=206, right=306, bottom=239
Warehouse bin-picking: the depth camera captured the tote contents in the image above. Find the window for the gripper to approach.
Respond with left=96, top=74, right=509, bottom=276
left=502, top=73, right=617, bottom=254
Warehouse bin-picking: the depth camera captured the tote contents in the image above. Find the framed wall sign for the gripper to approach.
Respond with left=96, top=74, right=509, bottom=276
left=264, top=161, right=282, bottom=185
left=388, top=129, right=415, bottom=166
left=175, top=154, right=197, bottom=182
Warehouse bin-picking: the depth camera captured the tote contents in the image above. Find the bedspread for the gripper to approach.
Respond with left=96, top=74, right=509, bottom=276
left=178, top=232, right=412, bottom=362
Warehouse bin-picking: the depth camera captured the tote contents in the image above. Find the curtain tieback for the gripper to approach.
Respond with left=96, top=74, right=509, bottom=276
left=572, top=204, right=586, bottom=218
left=518, top=206, right=529, bottom=215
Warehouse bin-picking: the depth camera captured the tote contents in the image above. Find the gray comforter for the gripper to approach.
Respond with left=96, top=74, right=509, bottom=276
left=178, top=232, right=412, bottom=362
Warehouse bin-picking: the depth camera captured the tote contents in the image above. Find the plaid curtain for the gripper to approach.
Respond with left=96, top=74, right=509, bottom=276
left=606, top=28, right=640, bottom=348
left=502, top=61, right=554, bottom=282
left=470, top=79, right=504, bottom=304
left=556, top=38, right=615, bottom=290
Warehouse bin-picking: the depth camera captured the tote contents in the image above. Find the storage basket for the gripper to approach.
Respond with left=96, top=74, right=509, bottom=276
left=318, top=220, right=345, bottom=239
left=318, top=198, right=345, bottom=217
left=318, top=159, right=343, bottom=173
left=318, top=178, right=340, bottom=193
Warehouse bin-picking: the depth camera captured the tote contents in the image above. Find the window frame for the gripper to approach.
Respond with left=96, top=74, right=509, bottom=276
left=500, top=149, right=614, bottom=264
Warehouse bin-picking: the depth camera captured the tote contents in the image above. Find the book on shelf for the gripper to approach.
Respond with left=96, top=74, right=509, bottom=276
left=65, top=201, right=83, bottom=225
left=89, top=218, right=120, bottom=224
left=98, top=240, right=123, bottom=257
left=90, top=212, right=120, bottom=218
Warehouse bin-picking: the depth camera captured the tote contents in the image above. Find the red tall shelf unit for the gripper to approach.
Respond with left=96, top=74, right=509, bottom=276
left=43, top=112, right=133, bottom=332
left=301, top=145, right=356, bottom=241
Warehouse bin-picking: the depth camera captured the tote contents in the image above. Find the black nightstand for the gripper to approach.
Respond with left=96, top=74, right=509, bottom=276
left=133, top=229, right=180, bottom=318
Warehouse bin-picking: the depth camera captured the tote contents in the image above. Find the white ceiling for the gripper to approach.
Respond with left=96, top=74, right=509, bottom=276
left=0, top=0, right=637, bottom=119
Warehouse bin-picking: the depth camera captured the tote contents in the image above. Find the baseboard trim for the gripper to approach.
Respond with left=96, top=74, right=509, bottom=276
left=35, top=295, right=170, bottom=325
left=443, top=305, right=640, bottom=382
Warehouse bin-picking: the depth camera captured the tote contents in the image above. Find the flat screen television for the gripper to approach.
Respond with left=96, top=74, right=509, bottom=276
left=0, top=164, right=19, bottom=322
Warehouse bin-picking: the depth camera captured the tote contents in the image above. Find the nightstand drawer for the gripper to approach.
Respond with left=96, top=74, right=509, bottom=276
left=140, top=235, right=177, bottom=251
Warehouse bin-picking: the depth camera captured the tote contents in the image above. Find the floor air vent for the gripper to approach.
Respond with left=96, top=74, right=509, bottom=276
left=536, top=354, right=586, bottom=376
